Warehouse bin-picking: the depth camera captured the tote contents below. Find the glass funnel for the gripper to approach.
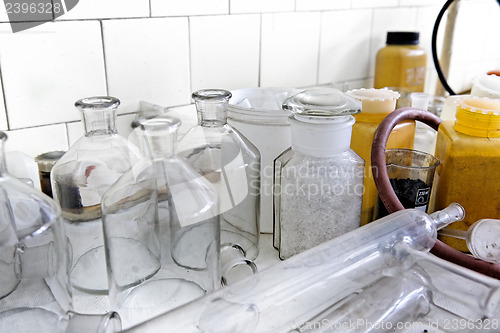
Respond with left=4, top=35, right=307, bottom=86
left=177, top=89, right=260, bottom=283
left=0, top=132, right=121, bottom=333
left=51, top=97, right=142, bottom=298
left=101, top=115, right=221, bottom=329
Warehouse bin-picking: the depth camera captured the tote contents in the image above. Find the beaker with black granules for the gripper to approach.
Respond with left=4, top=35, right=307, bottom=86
left=374, top=148, right=439, bottom=219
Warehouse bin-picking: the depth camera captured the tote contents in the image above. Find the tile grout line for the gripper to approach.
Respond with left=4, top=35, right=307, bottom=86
left=99, top=20, right=109, bottom=96
left=188, top=16, right=193, bottom=94
left=257, top=13, right=262, bottom=87
left=316, top=12, right=323, bottom=86
left=0, top=63, right=10, bottom=130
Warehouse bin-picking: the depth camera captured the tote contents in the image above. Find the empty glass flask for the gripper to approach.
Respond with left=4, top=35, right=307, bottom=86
left=50, top=97, right=142, bottom=299
left=177, top=89, right=260, bottom=282
left=101, top=116, right=221, bottom=329
left=274, top=88, right=365, bottom=260
left=0, top=132, right=121, bottom=333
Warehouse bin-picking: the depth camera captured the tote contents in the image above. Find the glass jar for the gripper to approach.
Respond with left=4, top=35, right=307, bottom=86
left=177, top=90, right=260, bottom=267
left=347, top=88, right=415, bottom=225
left=433, top=97, right=500, bottom=252
left=274, top=88, right=365, bottom=260
left=228, top=87, right=299, bottom=234
left=35, top=151, right=65, bottom=198
left=101, top=116, right=220, bottom=329
left=0, top=132, right=121, bottom=333
left=51, top=97, right=141, bottom=299
left=374, top=31, right=426, bottom=92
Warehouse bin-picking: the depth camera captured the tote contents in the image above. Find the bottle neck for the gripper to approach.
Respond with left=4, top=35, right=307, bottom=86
left=140, top=117, right=180, bottom=159
left=192, top=89, right=232, bottom=128
left=290, top=115, right=355, bottom=156
left=196, top=100, right=228, bottom=127
left=81, top=109, right=117, bottom=136
left=75, top=96, right=120, bottom=137
left=454, top=98, right=500, bottom=138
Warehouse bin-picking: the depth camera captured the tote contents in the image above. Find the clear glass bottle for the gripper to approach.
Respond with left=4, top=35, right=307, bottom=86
left=177, top=89, right=260, bottom=277
left=0, top=132, right=121, bottom=333
left=347, top=88, right=415, bottom=225
left=433, top=97, right=500, bottom=252
left=274, top=88, right=365, bottom=260
left=51, top=96, right=141, bottom=297
left=101, top=116, right=221, bottom=329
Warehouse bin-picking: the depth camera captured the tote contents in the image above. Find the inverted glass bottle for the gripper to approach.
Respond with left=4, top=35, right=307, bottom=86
left=51, top=97, right=141, bottom=298
left=0, top=132, right=121, bottom=333
left=101, top=116, right=221, bottom=329
left=177, top=89, right=260, bottom=282
left=274, top=88, right=365, bottom=259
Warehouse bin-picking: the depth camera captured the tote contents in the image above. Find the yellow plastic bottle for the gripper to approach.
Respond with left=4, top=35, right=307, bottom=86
left=347, top=88, right=416, bottom=225
left=433, top=97, right=500, bottom=252
left=374, top=32, right=426, bottom=92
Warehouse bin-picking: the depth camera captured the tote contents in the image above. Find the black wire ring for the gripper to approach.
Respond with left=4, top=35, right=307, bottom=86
left=432, top=0, right=500, bottom=96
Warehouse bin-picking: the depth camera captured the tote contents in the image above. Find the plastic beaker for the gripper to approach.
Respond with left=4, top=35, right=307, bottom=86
left=375, top=148, right=439, bottom=219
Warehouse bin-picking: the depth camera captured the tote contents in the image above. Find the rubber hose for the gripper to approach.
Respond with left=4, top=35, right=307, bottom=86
left=371, top=107, right=500, bottom=279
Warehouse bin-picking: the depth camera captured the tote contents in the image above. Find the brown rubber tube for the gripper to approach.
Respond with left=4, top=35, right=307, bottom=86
left=371, top=107, right=500, bottom=279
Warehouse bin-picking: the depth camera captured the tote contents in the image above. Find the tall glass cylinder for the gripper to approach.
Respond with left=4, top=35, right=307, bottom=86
left=101, top=116, right=221, bottom=329
left=51, top=97, right=141, bottom=302
left=177, top=89, right=260, bottom=282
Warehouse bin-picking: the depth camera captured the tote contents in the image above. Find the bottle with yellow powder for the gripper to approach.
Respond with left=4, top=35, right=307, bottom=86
left=374, top=31, right=426, bottom=92
left=347, top=88, right=415, bottom=225
left=433, top=97, right=500, bottom=252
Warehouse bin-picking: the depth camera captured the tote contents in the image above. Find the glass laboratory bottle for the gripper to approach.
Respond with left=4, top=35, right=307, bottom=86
left=347, top=88, right=415, bottom=225
left=0, top=132, right=121, bottom=333
left=101, top=116, right=220, bottom=329
left=177, top=89, right=260, bottom=266
left=274, top=88, right=365, bottom=260
left=51, top=96, right=142, bottom=297
left=433, top=97, right=500, bottom=252
left=374, top=31, right=426, bottom=92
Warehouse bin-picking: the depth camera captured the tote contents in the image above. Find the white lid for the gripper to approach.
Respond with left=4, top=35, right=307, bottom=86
left=471, top=74, right=500, bottom=99
left=290, top=114, right=355, bottom=156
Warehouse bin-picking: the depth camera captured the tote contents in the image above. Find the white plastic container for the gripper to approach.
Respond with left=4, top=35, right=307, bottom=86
left=228, top=88, right=300, bottom=233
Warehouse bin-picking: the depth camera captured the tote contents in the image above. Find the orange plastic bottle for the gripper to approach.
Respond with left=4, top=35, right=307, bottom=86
left=347, top=88, right=415, bottom=225
left=433, top=97, right=500, bottom=252
left=374, top=32, right=426, bottom=92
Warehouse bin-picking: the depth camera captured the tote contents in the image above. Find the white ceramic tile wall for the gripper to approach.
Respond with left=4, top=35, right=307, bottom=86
left=151, top=0, right=229, bottom=17
left=0, top=21, right=106, bottom=130
left=0, top=1, right=498, bottom=158
left=231, top=0, right=294, bottom=14
left=103, top=17, right=191, bottom=114
left=5, top=124, right=68, bottom=157
left=0, top=76, right=7, bottom=130
left=58, top=0, right=149, bottom=20
left=190, top=14, right=260, bottom=91
left=352, top=0, right=398, bottom=9
left=319, top=9, right=372, bottom=85
left=260, top=12, right=321, bottom=87
left=296, top=0, right=350, bottom=11
left=369, top=7, right=418, bottom=75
